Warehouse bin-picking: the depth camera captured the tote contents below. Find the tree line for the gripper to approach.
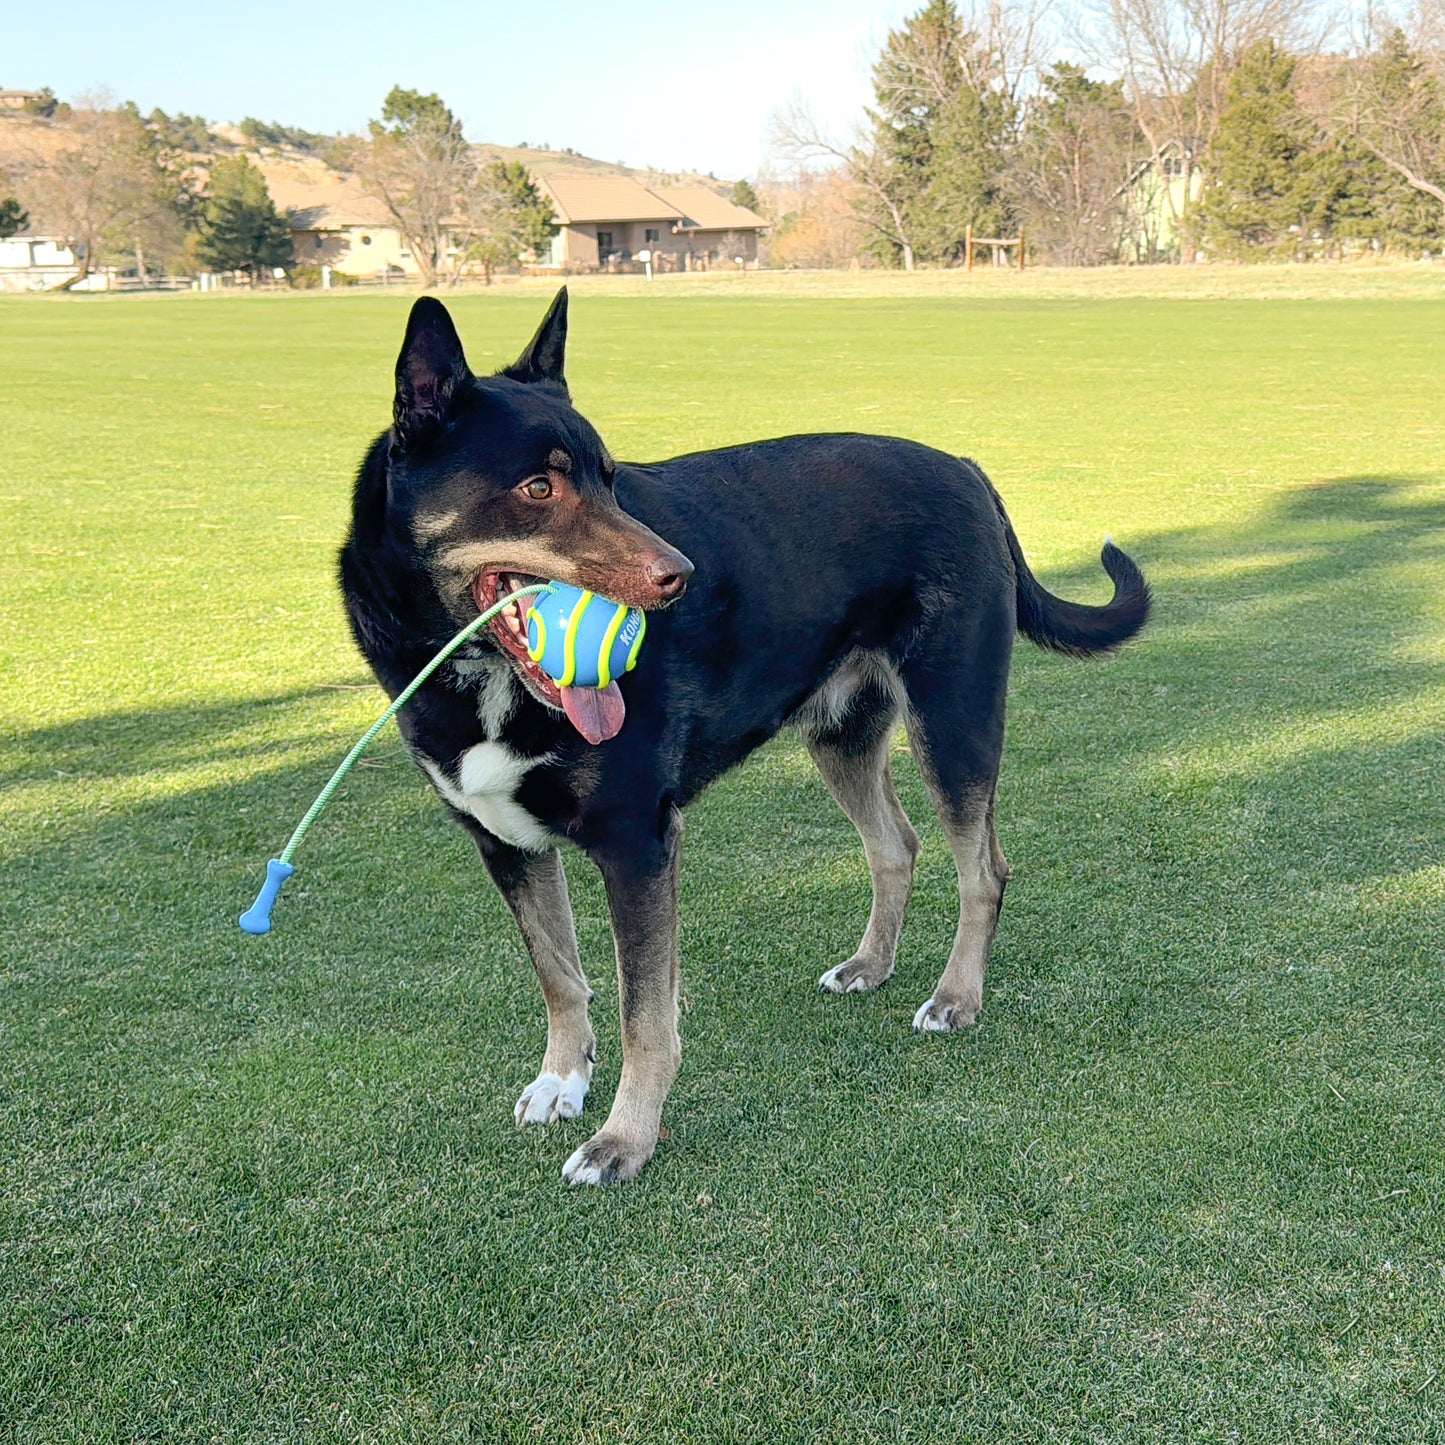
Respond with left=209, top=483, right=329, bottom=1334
left=1, top=87, right=555, bottom=287
left=769, top=0, right=1445, bottom=267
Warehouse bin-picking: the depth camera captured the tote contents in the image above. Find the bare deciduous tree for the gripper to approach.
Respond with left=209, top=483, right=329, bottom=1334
left=1328, top=4, right=1445, bottom=214
left=871, top=0, right=1051, bottom=146
left=24, top=102, right=185, bottom=287
left=454, top=163, right=545, bottom=285
left=1014, top=65, right=1146, bottom=264
left=964, top=0, right=1053, bottom=121
left=768, top=99, right=919, bottom=270
left=1411, top=0, right=1445, bottom=58
left=356, top=88, right=476, bottom=288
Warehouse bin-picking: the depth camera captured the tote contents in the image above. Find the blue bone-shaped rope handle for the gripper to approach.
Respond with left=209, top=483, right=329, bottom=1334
left=239, top=859, right=294, bottom=935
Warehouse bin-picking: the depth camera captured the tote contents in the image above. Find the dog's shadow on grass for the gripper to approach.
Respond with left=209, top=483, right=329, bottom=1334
left=2, top=474, right=1442, bottom=1163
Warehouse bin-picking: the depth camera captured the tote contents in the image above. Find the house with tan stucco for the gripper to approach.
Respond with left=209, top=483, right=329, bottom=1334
left=256, top=155, right=417, bottom=278
left=254, top=152, right=767, bottom=280
left=537, top=174, right=767, bottom=271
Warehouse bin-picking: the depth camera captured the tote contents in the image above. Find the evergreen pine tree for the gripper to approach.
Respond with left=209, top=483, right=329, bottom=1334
left=481, top=161, right=556, bottom=256
left=919, top=80, right=1014, bottom=260
left=1338, top=27, right=1445, bottom=252
left=1198, top=40, right=1343, bottom=260
left=863, top=0, right=960, bottom=265
left=194, top=156, right=293, bottom=279
left=863, top=0, right=1015, bottom=265
left=730, top=178, right=761, bottom=214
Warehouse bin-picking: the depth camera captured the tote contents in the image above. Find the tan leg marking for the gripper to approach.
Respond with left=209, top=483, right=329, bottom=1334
left=912, top=790, right=1009, bottom=1033
left=809, top=728, right=920, bottom=994
left=506, top=850, right=596, bottom=1126
left=563, top=825, right=682, bottom=1186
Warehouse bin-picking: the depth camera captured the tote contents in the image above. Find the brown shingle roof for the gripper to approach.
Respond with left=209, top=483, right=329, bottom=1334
left=539, top=174, right=683, bottom=224
left=651, top=186, right=766, bottom=232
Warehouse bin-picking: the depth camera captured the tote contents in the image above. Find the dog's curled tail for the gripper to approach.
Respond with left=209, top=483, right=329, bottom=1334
left=993, top=492, right=1151, bottom=658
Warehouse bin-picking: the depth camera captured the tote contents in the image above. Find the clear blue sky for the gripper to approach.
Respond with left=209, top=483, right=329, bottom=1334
left=4, top=0, right=919, bottom=179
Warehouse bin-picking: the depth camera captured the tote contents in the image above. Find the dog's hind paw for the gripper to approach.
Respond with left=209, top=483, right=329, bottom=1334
left=514, top=1069, right=589, bottom=1127
left=819, top=956, right=893, bottom=994
left=912, top=997, right=980, bottom=1032
left=561, top=1131, right=655, bottom=1187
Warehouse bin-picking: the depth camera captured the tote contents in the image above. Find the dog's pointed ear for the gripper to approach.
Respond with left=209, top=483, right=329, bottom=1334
left=394, top=296, right=472, bottom=447
left=505, top=287, right=568, bottom=391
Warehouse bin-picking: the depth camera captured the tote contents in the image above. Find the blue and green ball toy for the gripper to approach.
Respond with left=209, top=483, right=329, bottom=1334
left=525, top=580, right=646, bottom=690
left=239, top=580, right=646, bottom=935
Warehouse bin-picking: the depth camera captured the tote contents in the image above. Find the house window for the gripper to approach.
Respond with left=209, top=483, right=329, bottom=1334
left=314, top=235, right=323, bottom=251
left=644, top=228, right=659, bottom=244
left=597, top=230, right=613, bottom=254
left=361, top=235, right=373, bottom=246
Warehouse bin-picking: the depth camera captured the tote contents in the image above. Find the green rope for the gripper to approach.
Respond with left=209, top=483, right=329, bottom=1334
left=278, top=583, right=550, bottom=865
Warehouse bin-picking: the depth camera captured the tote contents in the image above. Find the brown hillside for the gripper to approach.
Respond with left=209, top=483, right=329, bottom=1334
left=0, top=111, right=735, bottom=211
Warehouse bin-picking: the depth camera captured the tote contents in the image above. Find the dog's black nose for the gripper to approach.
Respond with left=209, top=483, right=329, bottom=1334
left=646, top=552, right=694, bottom=600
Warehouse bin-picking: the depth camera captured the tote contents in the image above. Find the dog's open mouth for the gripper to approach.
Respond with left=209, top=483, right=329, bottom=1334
left=472, top=569, right=627, bottom=745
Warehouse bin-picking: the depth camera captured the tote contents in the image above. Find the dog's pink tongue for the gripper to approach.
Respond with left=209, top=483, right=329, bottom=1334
left=560, top=682, right=626, bottom=745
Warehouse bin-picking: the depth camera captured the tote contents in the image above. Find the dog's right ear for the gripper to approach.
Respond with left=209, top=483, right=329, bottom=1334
left=393, top=297, right=472, bottom=448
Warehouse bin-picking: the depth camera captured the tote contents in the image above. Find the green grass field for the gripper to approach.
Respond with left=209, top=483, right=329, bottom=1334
left=3, top=276, right=1443, bottom=1442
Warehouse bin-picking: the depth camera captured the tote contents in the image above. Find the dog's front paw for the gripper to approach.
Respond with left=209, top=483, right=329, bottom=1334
left=561, top=1130, right=656, bottom=1187
left=819, top=955, right=893, bottom=994
left=514, top=1069, right=590, bottom=1127
left=912, top=996, right=980, bottom=1032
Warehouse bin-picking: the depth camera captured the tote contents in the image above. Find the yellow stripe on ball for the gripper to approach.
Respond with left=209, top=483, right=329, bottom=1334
left=596, top=601, right=631, bottom=689
left=560, top=590, right=594, bottom=688
left=626, top=610, right=647, bottom=673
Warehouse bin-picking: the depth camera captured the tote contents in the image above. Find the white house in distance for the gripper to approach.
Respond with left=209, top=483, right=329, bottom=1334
left=536, top=174, right=767, bottom=271
left=0, top=235, right=78, bottom=291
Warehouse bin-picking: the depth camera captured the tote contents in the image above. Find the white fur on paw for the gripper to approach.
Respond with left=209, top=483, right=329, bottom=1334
left=560, top=1134, right=650, bottom=1187
left=561, top=1145, right=607, bottom=1187
left=819, top=961, right=886, bottom=993
left=514, top=1069, right=588, bottom=1127
left=913, top=998, right=950, bottom=1032
left=913, top=998, right=978, bottom=1032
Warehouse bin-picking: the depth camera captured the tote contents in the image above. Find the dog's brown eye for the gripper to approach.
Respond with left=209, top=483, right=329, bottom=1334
left=522, top=476, right=553, bottom=500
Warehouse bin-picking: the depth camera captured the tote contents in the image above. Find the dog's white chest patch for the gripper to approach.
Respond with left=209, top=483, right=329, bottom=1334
left=421, top=741, right=555, bottom=853
left=450, top=656, right=519, bottom=739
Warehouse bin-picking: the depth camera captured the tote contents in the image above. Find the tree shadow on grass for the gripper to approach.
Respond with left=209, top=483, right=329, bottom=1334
left=0, top=680, right=377, bottom=788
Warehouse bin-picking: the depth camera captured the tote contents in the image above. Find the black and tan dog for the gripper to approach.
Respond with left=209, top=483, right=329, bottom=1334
left=339, top=290, right=1149, bottom=1186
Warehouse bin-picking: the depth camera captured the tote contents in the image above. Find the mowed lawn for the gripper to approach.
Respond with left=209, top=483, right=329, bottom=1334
left=2, top=281, right=1443, bottom=1443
